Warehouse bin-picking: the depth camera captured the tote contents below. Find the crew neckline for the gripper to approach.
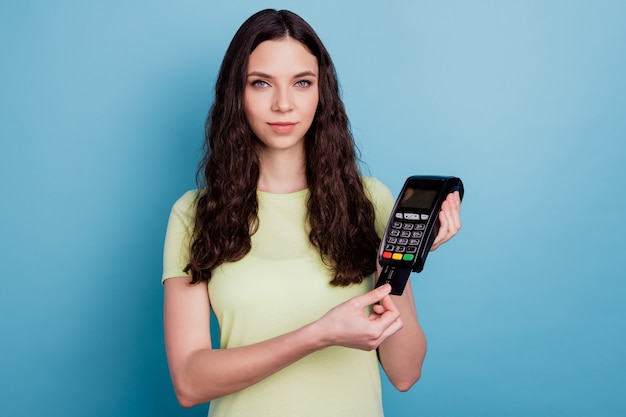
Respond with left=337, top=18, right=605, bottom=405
left=256, top=188, right=309, bottom=199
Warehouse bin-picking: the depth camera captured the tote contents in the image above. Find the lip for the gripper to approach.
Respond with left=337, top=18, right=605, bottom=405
left=268, top=122, right=297, bottom=133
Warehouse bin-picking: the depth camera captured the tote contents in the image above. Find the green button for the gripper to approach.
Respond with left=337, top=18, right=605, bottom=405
left=403, top=254, right=414, bottom=261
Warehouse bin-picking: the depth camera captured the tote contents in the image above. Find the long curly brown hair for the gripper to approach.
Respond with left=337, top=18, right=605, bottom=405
left=185, top=9, right=381, bottom=286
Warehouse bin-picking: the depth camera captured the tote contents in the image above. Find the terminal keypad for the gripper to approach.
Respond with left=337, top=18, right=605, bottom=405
left=382, top=212, right=429, bottom=262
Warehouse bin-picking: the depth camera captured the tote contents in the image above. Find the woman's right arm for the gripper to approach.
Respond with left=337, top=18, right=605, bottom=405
left=164, top=277, right=402, bottom=407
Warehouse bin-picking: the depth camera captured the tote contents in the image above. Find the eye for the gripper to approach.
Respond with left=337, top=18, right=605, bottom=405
left=294, top=80, right=312, bottom=88
left=251, top=80, right=269, bottom=88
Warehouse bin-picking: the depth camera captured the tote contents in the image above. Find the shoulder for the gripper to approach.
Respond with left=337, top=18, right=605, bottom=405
left=173, top=189, right=199, bottom=208
left=162, top=190, right=199, bottom=283
left=170, top=190, right=199, bottom=218
left=165, top=190, right=200, bottom=233
left=362, top=176, right=396, bottom=236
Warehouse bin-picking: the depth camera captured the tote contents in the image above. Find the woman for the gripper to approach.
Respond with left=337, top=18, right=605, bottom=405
left=162, top=9, right=461, bottom=417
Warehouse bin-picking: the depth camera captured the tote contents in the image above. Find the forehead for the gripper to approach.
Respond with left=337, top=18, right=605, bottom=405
left=247, top=38, right=318, bottom=74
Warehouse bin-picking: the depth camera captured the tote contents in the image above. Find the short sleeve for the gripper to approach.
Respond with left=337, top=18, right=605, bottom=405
left=362, top=177, right=395, bottom=238
left=162, top=190, right=197, bottom=283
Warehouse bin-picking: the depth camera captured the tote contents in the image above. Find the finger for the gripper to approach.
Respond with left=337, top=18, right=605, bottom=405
left=371, top=296, right=400, bottom=326
left=377, top=294, right=398, bottom=313
left=371, top=304, right=386, bottom=316
left=447, top=191, right=462, bottom=230
left=443, top=200, right=457, bottom=233
left=369, top=295, right=396, bottom=321
left=378, top=317, right=404, bottom=342
left=354, top=284, right=392, bottom=308
left=449, top=190, right=460, bottom=207
left=432, top=193, right=463, bottom=250
left=440, top=206, right=458, bottom=242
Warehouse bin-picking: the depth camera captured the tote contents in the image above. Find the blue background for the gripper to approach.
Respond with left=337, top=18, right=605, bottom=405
left=1, top=1, right=625, bottom=416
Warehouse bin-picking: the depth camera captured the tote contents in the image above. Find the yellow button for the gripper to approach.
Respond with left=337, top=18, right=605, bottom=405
left=392, top=253, right=403, bottom=260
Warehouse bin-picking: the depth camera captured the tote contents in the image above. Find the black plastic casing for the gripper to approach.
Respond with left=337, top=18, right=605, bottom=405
left=375, top=176, right=464, bottom=295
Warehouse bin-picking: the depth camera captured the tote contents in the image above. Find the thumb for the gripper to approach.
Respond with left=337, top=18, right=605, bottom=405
left=356, top=284, right=392, bottom=307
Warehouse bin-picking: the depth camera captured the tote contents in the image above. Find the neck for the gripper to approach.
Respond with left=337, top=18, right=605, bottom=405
left=257, top=147, right=307, bottom=194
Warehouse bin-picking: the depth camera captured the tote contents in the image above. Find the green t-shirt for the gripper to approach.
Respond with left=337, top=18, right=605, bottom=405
left=162, top=177, right=395, bottom=417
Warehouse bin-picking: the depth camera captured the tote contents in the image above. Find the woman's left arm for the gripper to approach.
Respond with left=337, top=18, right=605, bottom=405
left=376, top=281, right=426, bottom=391
left=377, top=191, right=462, bottom=390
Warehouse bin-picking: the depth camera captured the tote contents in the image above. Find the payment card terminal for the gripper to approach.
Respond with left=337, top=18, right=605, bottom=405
left=375, top=176, right=464, bottom=295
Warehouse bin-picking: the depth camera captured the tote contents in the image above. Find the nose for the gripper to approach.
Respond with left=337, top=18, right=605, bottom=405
left=271, top=86, right=293, bottom=112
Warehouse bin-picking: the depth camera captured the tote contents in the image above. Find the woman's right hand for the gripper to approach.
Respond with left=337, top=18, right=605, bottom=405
left=164, top=279, right=402, bottom=406
left=314, top=284, right=403, bottom=351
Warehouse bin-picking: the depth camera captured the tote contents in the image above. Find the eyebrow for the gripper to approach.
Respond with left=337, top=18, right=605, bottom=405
left=246, top=70, right=318, bottom=79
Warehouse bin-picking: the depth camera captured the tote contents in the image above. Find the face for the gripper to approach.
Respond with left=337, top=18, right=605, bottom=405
left=243, top=37, right=319, bottom=154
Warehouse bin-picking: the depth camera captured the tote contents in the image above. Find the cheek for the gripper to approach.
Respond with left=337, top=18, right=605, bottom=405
left=305, top=94, right=320, bottom=119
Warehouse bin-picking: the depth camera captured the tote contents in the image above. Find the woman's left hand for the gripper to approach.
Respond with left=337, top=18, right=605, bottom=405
left=430, top=190, right=462, bottom=251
